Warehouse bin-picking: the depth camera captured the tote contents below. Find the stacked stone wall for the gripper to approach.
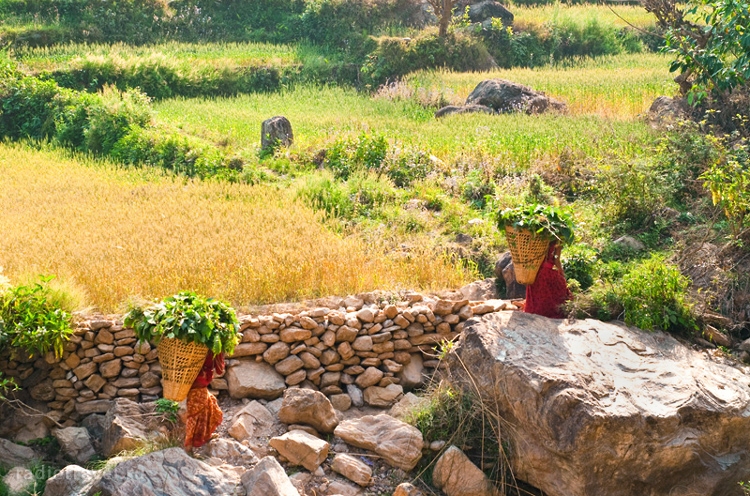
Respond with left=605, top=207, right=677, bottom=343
left=0, top=293, right=518, bottom=425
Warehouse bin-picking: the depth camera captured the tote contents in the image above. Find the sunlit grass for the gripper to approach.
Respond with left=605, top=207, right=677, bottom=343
left=13, top=41, right=316, bottom=72
left=154, top=53, right=665, bottom=167
left=511, top=3, right=657, bottom=30
left=0, top=144, right=470, bottom=312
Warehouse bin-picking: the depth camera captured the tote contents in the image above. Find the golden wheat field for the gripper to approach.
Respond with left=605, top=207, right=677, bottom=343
left=0, top=145, right=470, bottom=311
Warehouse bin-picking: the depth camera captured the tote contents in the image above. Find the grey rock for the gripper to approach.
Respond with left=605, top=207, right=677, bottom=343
left=451, top=311, right=750, bottom=496
left=613, top=235, right=645, bottom=251
left=102, top=399, right=165, bottom=457
left=53, top=427, right=96, bottom=464
left=501, top=261, right=527, bottom=299
left=93, top=447, right=238, bottom=496
left=466, top=79, right=567, bottom=114
left=0, top=438, right=37, bottom=468
left=346, top=384, right=364, bottom=407
left=3, top=466, right=34, bottom=495
left=42, top=465, right=97, bottom=496
left=435, top=104, right=495, bottom=119
left=467, top=0, right=513, bottom=24
left=397, top=353, right=425, bottom=391
left=648, top=96, right=689, bottom=125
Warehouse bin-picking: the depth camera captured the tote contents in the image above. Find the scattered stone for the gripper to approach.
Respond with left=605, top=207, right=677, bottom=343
left=278, top=388, right=339, bottom=433
left=3, top=466, right=34, bottom=495
left=242, top=456, right=300, bottom=496
left=393, top=482, right=424, bottom=496
left=467, top=0, right=513, bottom=24
left=330, top=393, right=352, bottom=412
left=389, top=392, right=427, bottom=420
left=648, top=96, right=689, bottom=125
left=334, top=414, right=423, bottom=471
left=227, top=400, right=276, bottom=442
left=433, top=445, right=500, bottom=496
left=613, top=235, right=645, bottom=251
left=0, top=439, right=37, bottom=468
left=434, top=104, right=495, bottom=119
left=457, top=79, right=566, bottom=115
left=42, top=465, right=97, bottom=496
left=270, top=430, right=329, bottom=472
left=331, top=453, right=372, bottom=487
left=459, top=278, right=499, bottom=302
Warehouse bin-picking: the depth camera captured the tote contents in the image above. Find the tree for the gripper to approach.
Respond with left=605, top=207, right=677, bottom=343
left=642, top=0, right=749, bottom=134
left=426, top=0, right=460, bottom=38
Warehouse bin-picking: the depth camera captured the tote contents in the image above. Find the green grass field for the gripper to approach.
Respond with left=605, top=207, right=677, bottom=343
left=511, top=4, right=657, bottom=30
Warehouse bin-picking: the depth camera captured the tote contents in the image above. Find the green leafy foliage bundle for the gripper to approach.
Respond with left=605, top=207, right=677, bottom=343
left=497, top=204, right=576, bottom=245
left=125, top=292, right=240, bottom=356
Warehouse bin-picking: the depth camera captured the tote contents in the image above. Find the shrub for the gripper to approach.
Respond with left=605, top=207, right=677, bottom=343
left=700, top=142, right=750, bottom=238
left=561, top=244, right=597, bottom=291
left=0, top=276, right=74, bottom=359
left=618, top=256, right=696, bottom=335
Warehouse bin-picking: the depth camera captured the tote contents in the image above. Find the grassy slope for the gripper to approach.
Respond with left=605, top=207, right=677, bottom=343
left=0, top=145, right=469, bottom=311
left=154, top=54, right=670, bottom=166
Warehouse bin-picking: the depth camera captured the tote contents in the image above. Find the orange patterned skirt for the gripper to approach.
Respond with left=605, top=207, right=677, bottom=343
left=184, top=387, right=223, bottom=449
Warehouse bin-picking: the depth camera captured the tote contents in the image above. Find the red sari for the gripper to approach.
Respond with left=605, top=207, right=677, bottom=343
left=524, top=242, right=571, bottom=319
left=184, top=353, right=224, bottom=449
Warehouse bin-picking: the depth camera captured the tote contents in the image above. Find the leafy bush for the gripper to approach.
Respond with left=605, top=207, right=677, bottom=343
left=561, top=244, right=598, bottom=291
left=618, top=256, right=696, bottom=335
left=362, top=32, right=495, bottom=86
left=701, top=142, right=750, bottom=237
left=125, top=291, right=240, bottom=355
left=0, top=276, right=74, bottom=358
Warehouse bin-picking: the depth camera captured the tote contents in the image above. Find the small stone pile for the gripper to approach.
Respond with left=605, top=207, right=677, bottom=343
left=0, top=293, right=518, bottom=427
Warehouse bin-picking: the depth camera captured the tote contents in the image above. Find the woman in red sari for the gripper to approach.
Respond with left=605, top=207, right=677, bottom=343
left=524, top=241, right=571, bottom=319
left=184, top=352, right=224, bottom=449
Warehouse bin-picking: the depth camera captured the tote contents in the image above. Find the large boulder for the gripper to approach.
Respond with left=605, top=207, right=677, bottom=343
left=451, top=311, right=750, bottom=496
left=466, top=79, right=566, bottom=114
left=334, top=414, right=423, bottom=471
left=269, top=430, right=329, bottom=472
left=43, top=465, right=97, bottom=496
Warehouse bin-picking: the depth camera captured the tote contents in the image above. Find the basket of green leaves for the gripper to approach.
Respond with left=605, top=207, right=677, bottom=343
left=497, top=204, right=575, bottom=285
left=125, top=292, right=239, bottom=402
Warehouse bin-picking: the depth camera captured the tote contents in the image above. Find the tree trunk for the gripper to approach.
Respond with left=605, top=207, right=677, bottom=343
left=438, top=0, right=451, bottom=38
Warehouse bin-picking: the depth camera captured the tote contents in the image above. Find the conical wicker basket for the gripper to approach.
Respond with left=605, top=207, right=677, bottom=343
left=505, top=225, right=551, bottom=285
left=157, top=337, right=209, bottom=402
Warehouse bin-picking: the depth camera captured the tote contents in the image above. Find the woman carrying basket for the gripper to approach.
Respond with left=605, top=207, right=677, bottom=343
left=184, top=352, right=225, bottom=450
left=524, top=241, right=571, bottom=319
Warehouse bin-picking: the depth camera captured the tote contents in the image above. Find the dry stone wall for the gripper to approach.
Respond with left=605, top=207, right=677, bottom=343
left=0, top=293, right=519, bottom=425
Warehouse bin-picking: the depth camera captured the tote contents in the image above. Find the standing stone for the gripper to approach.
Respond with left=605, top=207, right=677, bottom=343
left=241, top=456, right=300, bottom=496
left=261, top=116, right=294, bottom=151
left=347, top=384, right=364, bottom=408
left=398, top=354, right=424, bottom=391
left=42, top=465, right=97, bottom=496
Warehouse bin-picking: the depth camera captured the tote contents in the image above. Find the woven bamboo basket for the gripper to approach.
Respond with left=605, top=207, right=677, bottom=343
left=157, top=337, right=209, bottom=402
left=505, top=225, right=551, bottom=285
